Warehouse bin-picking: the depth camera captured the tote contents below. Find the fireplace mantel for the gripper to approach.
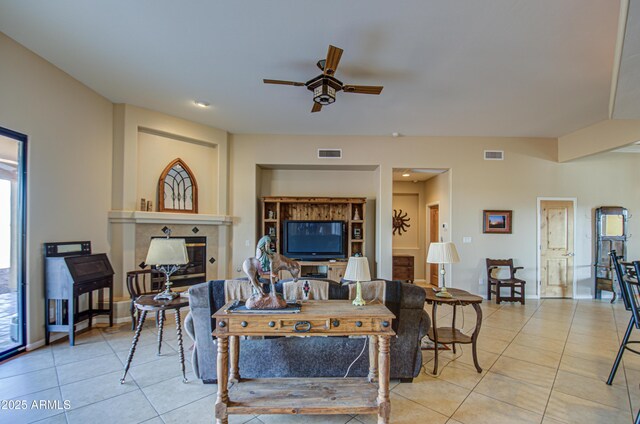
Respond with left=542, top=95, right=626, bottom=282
left=108, top=210, right=232, bottom=225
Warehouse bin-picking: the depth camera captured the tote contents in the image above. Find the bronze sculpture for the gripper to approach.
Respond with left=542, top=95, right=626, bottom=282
left=241, top=235, right=300, bottom=309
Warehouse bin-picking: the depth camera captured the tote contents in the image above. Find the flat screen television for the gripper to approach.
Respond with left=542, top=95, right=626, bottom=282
left=282, top=220, right=346, bottom=261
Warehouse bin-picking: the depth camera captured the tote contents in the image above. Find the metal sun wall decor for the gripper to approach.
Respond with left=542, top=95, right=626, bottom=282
left=393, top=209, right=411, bottom=235
left=158, top=158, right=198, bottom=213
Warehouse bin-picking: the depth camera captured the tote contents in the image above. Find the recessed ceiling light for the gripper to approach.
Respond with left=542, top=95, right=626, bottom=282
left=194, top=100, right=211, bottom=108
left=402, top=173, right=410, bottom=177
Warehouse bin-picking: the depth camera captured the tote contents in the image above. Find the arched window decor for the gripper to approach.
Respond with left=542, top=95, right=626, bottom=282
left=157, top=158, right=198, bottom=213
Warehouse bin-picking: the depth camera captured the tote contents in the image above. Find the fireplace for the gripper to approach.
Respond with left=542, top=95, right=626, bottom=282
left=150, top=236, right=207, bottom=288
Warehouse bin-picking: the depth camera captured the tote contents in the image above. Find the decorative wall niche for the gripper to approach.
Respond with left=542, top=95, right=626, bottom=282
left=158, top=158, right=198, bottom=213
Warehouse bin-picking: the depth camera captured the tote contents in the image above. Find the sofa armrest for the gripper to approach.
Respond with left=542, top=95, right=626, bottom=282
left=399, top=282, right=427, bottom=309
left=187, top=282, right=218, bottom=382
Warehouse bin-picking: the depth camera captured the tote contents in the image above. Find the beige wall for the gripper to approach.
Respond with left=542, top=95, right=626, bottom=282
left=137, top=130, right=218, bottom=213
left=230, top=134, right=640, bottom=299
left=424, top=171, right=452, bottom=283
left=392, top=182, right=425, bottom=280
left=110, top=105, right=230, bottom=299
left=0, top=32, right=113, bottom=345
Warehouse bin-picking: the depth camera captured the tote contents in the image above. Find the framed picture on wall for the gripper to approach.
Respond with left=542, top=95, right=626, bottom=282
left=483, top=210, right=512, bottom=234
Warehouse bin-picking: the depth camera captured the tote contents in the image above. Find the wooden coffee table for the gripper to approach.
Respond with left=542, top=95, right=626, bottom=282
left=424, top=287, right=483, bottom=374
left=212, top=300, right=396, bottom=424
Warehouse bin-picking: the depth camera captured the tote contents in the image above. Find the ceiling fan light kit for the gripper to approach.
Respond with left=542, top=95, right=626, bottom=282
left=263, top=45, right=383, bottom=113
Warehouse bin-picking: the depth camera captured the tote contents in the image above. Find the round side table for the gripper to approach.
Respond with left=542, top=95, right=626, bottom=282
left=424, top=287, right=483, bottom=375
left=120, top=294, right=189, bottom=384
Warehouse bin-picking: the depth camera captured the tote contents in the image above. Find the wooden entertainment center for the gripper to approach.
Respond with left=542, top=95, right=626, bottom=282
left=261, top=196, right=366, bottom=280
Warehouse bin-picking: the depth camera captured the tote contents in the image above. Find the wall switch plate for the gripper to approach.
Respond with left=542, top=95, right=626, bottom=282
left=479, top=278, right=484, bottom=285
left=463, top=237, right=472, bottom=243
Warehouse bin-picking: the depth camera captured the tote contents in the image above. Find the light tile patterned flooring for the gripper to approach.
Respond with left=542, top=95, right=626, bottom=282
left=0, top=298, right=638, bottom=423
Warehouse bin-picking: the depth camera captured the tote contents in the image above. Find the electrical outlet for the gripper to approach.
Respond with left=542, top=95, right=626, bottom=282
left=245, top=239, right=251, bottom=247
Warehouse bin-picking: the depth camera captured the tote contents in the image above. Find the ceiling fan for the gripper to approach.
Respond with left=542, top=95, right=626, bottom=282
left=263, top=45, right=384, bottom=113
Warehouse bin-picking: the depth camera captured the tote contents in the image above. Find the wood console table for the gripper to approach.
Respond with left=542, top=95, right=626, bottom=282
left=212, top=300, right=395, bottom=424
left=425, top=287, right=483, bottom=375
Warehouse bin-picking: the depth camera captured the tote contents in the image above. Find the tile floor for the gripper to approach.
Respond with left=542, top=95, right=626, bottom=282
left=0, top=298, right=637, bottom=424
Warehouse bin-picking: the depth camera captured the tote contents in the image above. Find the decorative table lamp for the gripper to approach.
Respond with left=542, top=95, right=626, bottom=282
left=426, top=242, right=460, bottom=298
left=344, top=256, right=371, bottom=306
left=145, top=237, right=189, bottom=301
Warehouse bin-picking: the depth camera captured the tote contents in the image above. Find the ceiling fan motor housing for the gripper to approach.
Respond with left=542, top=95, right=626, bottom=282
left=307, top=75, right=342, bottom=105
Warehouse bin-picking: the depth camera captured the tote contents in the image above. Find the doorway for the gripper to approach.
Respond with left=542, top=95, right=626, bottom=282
left=428, top=204, right=439, bottom=285
left=0, top=127, right=27, bottom=359
left=538, top=199, right=575, bottom=298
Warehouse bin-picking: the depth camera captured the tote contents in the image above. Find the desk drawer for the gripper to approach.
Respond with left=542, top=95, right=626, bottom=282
left=220, top=316, right=389, bottom=335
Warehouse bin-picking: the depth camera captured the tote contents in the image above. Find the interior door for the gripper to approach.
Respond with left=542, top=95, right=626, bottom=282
left=540, top=200, right=575, bottom=298
left=429, top=205, right=439, bottom=284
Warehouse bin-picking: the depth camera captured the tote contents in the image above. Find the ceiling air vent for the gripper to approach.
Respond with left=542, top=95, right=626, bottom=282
left=484, top=150, right=504, bottom=160
left=318, top=148, right=342, bottom=159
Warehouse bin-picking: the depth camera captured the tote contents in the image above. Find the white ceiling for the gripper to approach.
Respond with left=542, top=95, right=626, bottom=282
left=0, top=0, right=623, bottom=137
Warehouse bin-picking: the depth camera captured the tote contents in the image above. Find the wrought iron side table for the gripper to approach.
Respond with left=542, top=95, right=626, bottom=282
left=120, top=295, right=189, bottom=384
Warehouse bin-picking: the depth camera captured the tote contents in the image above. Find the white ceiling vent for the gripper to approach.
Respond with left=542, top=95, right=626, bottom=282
left=318, top=148, right=342, bottom=159
left=484, top=150, right=504, bottom=160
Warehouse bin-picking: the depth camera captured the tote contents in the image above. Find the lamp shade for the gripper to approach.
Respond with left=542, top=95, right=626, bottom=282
left=344, top=256, right=371, bottom=282
left=426, top=242, right=460, bottom=264
left=145, top=238, right=189, bottom=265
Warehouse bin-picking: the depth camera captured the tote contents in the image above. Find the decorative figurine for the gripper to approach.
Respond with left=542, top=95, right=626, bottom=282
left=353, top=208, right=360, bottom=221
left=242, top=235, right=300, bottom=309
left=303, top=281, right=310, bottom=301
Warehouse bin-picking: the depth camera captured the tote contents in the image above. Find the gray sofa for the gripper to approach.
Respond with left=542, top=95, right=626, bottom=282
left=184, top=278, right=429, bottom=383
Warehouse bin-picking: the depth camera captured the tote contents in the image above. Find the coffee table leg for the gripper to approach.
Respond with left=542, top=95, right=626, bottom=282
left=368, top=335, right=379, bottom=383
left=157, top=310, right=164, bottom=356
left=471, top=303, right=483, bottom=373
left=432, top=301, right=439, bottom=375
left=175, top=308, right=187, bottom=383
left=229, top=335, right=240, bottom=383
left=215, top=336, right=229, bottom=424
left=377, top=335, right=391, bottom=424
left=121, top=310, right=147, bottom=384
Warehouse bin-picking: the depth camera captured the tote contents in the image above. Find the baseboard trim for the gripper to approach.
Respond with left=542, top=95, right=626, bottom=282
left=28, top=309, right=180, bottom=349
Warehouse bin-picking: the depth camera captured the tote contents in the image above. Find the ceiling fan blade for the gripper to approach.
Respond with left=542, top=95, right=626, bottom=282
left=263, top=79, right=305, bottom=86
left=323, top=45, right=343, bottom=76
left=342, top=85, right=384, bottom=95
left=311, top=103, right=322, bottom=113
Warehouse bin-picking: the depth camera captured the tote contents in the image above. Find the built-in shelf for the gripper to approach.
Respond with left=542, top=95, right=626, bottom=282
left=261, top=196, right=365, bottom=258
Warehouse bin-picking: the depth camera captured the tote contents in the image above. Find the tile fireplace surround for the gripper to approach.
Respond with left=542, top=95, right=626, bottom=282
left=107, top=211, right=232, bottom=323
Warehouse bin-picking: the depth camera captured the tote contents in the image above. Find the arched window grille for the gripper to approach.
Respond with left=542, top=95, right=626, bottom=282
left=157, top=158, right=198, bottom=213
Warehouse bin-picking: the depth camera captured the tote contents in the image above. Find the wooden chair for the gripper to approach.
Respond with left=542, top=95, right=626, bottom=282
left=125, top=269, right=162, bottom=330
left=485, top=259, right=526, bottom=305
left=607, top=250, right=640, bottom=385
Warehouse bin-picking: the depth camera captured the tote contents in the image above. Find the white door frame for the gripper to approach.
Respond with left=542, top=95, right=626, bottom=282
left=536, top=197, right=578, bottom=299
